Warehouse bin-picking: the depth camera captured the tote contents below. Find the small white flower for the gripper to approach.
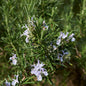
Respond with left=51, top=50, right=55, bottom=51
left=69, top=33, right=74, bottom=39
left=12, top=75, right=19, bottom=86
left=56, top=38, right=61, bottom=45
left=5, top=80, right=10, bottom=86
left=12, top=59, right=17, bottom=65
left=62, top=32, right=69, bottom=39
left=53, top=45, right=57, bottom=50
left=37, top=75, right=42, bottom=81
left=42, top=70, right=48, bottom=76
left=68, top=33, right=75, bottom=42
left=21, top=29, right=29, bottom=37
left=12, top=79, right=18, bottom=86
left=43, top=20, right=45, bottom=24
left=21, top=25, right=30, bottom=43
left=25, top=36, right=29, bottom=43
left=45, top=26, right=48, bottom=30
left=9, top=54, right=17, bottom=65
left=9, top=54, right=17, bottom=60
left=71, top=37, right=75, bottom=42
left=60, top=57, right=63, bottom=62
left=15, top=75, right=19, bottom=80
left=12, top=79, right=17, bottom=86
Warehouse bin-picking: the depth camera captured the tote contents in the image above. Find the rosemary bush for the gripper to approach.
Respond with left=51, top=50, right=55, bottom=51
left=0, top=0, right=86, bottom=86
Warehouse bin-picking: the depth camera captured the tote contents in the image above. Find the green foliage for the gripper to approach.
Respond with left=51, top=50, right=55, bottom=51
left=0, top=0, right=86, bottom=86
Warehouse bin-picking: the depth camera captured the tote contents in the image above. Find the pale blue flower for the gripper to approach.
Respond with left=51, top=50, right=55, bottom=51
left=56, top=38, right=61, bottom=45
left=53, top=45, right=57, bottom=50
left=9, top=54, right=17, bottom=60
left=12, top=59, right=17, bottom=65
left=58, top=32, right=69, bottom=39
left=43, top=20, right=45, bottom=24
left=56, top=32, right=69, bottom=46
left=42, top=69, right=48, bottom=76
left=69, top=33, right=74, bottom=39
left=12, top=75, right=19, bottom=86
left=60, top=57, right=63, bottom=62
left=62, top=32, right=69, bottom=39
left=5, top=80, right=10, bottom=86
left=45, top=26, right=48, bottom=30
left=37, top=75, right=42, bottom=81
left=31, top=60, right=48, bottom=81
left=21, top=29, right=29, bottom=37
left=71, top=37, right=75, bottom=42
left=21, top=25, right=30, bottom=43
left=9, top=54, right=17, bottom=65
left=25, top=36, right=29, bottom=43
left=68, top=33, right=75, bottom=42
left=12, top=79, right=18, bottom=86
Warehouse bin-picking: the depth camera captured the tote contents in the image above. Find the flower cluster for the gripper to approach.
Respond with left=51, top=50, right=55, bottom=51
left=31, top=60, right=48, bottom=81
left=9, top=54, right=17, bottom=65
left=56, top=32, right=75, bottom=46
left=56, top=32, right=69, bottom=45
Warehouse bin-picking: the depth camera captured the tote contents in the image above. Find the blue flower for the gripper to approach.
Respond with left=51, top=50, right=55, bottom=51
left=12, top=75, right=19, bottom=86
left=53, top=45, right=57, bottom=50
left=21, top=24, right=30, bottom=43
left=56, top=38, right=61, bottom=45
left=5, top=80, right=10, bottom=86
left=71, top=37, right=75, bottom=42
left=68, top=33, right=75, bottom=42
left=9, top=54, right=17, bottom=65
left=31, top=60, right=48, bottom=81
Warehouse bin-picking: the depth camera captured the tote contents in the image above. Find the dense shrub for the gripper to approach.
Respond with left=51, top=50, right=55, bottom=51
left=0, top=0, right=86, bottom=86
